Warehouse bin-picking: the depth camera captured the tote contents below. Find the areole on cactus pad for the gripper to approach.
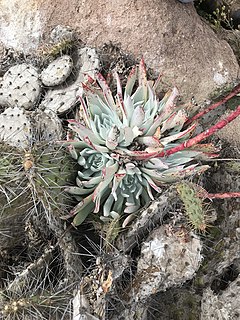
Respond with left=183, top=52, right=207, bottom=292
left=62, top=58, right=240, bottom=227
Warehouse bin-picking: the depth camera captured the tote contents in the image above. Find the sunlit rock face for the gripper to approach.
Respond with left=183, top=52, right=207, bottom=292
left=0, top=0, right=43, bottom=53
left=0, top=0, right=239, bottom=104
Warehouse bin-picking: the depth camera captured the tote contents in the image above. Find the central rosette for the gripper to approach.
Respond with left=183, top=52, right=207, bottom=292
left=76, top=149, right=158, bottom=221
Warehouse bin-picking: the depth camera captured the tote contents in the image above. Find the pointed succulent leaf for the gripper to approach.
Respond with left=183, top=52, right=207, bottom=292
left=95, top=72, right=116, bottom=111
left=112, top=168, right=126, bottom=200
left=68, top=120, right=104, bottom=145
left=160, top=123, right=196, bottom=145
left=137, top=136, right=163, bottom=148
left=92, top=162, right=119, bottom=212
left=65, top=186, right=95, bottom=195
left=122, top=213, right=137, bottom=228
left=144, top=158, right=169, bottom=170
left=124, top=66, right=137, bottom=98
left=161, top=109, right=188, bottom=133
left=130, top=105, right=145, bottom=128
left=138, top=58, right=148, bottom=102
left=106, top=125, right=120, bottom=150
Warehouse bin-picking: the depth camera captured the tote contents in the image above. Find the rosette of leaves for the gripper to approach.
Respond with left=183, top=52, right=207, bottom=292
left=64, top=59, right=217, bottom=227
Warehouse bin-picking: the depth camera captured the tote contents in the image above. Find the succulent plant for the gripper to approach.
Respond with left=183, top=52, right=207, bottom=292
left=64, top=58, right=217, bottom=227
left=1, top=64, right=41, bottom=110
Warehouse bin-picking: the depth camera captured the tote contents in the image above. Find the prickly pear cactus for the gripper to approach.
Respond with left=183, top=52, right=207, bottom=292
left=0, top=250, right=74, bottom=320
left=0, top=143, right=35, bottom=260
left=176, top=182, right=207, bottom=232
left=76, top=47, right=100, bottom=80
left=0, top=140, right=76, bottom=254
left=1, top=64, right=41, bottom=110
left=40, top=48, right=99, bottom=114
left=40, top=85, right=81, bottom=114
left=0, top=78, right=6, bottom=106
left=130, top=225, right=202, bottom=303
left=31, top=143, right=77, bottom=216
left=0, top=107, right=62, bottom=148
left=0, top=107, right=32, bottom=148
left=41, top=55, right=73, bottom=86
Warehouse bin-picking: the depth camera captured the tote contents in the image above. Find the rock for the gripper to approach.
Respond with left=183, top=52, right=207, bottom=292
left=1, top=63, right=41, bottom=110
left=201, top=276, right=240, bottom=320
left=0, top=0, right=238, bottom=104
left=216, top=111, right=240, bottom=145
left=50, top=25, right=76, bottom=43
left=129, top=225, right=202, bottom=303
left=178, top=0, right=194, bottom=3
left=41, top=55, right=73, bottom=86
left=0, top=0, right=42, bottom=53
left=37, top=0, right=239, bottom=104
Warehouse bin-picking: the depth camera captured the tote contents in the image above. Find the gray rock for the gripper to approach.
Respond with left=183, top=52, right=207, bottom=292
left=130, top=225, right=202, bottom=303
left=178, top=0, right=194, bottom=3
left=50, top=25, right=76, bottom=43
left=38, top=0, right=239, bottom=104
left=201, top=276, right=240, bottom=320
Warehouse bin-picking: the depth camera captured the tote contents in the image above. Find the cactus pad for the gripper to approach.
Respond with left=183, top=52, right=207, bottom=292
left=0, top=106, right=62, bottom=148
left=176, top=182, right=207, bottom=232
left=40, top=48, right=99, bottom=114
left=40, top=85, right=81, bottom=114
left=1, top=64, right=41, bottom=110
left=41, top=55, right=73, bottom=86
left=76, top=47, right=100, bottom=80
left=0, top=106, right=32, bottom=148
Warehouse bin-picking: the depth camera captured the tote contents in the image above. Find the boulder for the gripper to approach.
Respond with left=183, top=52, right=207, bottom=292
left=39, top=0, right=240, bottom=103
left=0, top=0, right=239, bottom=104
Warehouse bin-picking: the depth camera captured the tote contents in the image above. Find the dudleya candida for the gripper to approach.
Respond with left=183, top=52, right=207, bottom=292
left=64, top=59, right=215, bottom=226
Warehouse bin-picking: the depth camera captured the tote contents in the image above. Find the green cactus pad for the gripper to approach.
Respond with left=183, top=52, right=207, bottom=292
left=176, top=182, right=207, bottom=232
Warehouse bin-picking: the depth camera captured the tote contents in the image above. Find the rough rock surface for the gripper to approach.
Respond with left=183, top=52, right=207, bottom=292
left=130, top=225, right=202, bottom=303
left=0, top=0, right=239, bottom=104
left=216, top=111, right=240, bottom=145
left=201, top=276, right=240, bottom=320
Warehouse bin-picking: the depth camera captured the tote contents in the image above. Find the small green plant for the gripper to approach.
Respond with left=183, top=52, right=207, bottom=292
left=176, top=182, right=207, bottom=232
left=63, top=58, right=240, bottom=227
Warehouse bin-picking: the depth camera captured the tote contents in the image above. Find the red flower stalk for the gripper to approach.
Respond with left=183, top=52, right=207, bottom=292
left=186, top=83, right=240, bottom=125
left=201, top=192, right=240, bottom=199
left=157, top=105, right=240, bottom=158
